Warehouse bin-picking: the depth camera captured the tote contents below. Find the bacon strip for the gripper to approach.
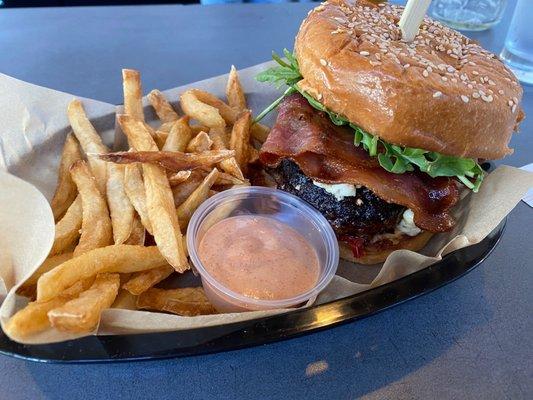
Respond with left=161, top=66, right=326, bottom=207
left=259, top=94, right=459, bottom=232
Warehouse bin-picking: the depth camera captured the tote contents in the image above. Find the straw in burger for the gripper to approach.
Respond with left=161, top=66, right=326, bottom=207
left=255, top=0, right=524, bottom=264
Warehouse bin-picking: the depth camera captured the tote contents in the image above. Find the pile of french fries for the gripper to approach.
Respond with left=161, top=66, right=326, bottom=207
left=5, top=67, right=270, bottom=339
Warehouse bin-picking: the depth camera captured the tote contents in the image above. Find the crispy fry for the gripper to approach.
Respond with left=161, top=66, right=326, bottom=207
left=112, top=289, right=138, bottom=310
left=19, top=253, right=73, bottom=292
left=50, top=134, right=83, bottom=221
left=148, top=89, right=179, bottom=123
left=162, top=117, right=193, bottom=152
left=124, top=163, right=152, bottom=235
left=226, top=65, right=247, bottom=112
left=67, top=99, right=109, bottom=194
left=124, top=211, right=146, bottom=245
left=70, top=161, right=113, bottom=256
left=229, top=111, right=252, bottom=172
left=50, top=196, right=82, bottom=256
left=36, top=245, right=167, bottom=302
left=48, top=273, right=120, bottom=333
left=209, top=128, right=244, bottom=180
left=99, top=150, right=234, bottom=172
left=106, top=163, right=134, bottom=244
left=177, top=168, right=219, bottom=229
left=157, top=121, right=177, bottom=133
left=190, top=125, right=210, bottom=136
left=189, top=89, right=239, bottom=125
left=123, top=265, right=174, bottom=296
left=172, top=178, right=203, bottom=207
left=167, top=170, right=192, bottom=185
left=250, top=123, right=270, bottom=143
left=186, top=131, right=213, bottom=153
left=5, top=280, right=91, bottom=339
left=122, top=69, right=144, bottom=121
left=118, top=115, right=188, bottom=272
left=136, top=287, right=216, bottom=316
left=248, top=145, right=260, bottom=164
left=180, top=90, right=226, bottom=129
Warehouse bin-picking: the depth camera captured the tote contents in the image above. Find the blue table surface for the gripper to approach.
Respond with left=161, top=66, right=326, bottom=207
left=0, top=2, right=532, bottom=399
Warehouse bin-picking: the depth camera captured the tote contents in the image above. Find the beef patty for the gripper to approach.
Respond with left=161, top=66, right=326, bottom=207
left=270, top=160, right=405, bottom=238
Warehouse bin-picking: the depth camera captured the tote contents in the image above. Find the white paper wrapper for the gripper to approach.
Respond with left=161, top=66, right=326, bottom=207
left=1, top=64, right=532, bottom=344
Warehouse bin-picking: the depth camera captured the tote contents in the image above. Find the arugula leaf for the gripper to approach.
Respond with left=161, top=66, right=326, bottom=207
left=254, top=49, right=485, bottom=192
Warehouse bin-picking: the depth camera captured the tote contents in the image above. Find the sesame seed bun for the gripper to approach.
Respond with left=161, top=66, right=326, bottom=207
left=339, top=231, right=434, bottom=265
left=294, top=0, right=524, bottom=160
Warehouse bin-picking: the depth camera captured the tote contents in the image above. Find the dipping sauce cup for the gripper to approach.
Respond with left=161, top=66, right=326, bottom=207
left=187, top=186, right=339, bottom=313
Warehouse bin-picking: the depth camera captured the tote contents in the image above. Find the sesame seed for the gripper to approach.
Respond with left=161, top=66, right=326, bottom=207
left=512, top=104, right=517, bottom=113
left=422, top=70, right=429, bottom=77
left=513, top=97, right=518, bottom=103
left=360, top=51, right=370, bottom=56
left=461, top=95, right=469, bottom=103
left=472, top=70, right=479, bottom=75
left=447, top=66, right=455, bottom=73
left=433, top=91, right=442, bottom=98
left=488, top=80, right=495, bottom=86
left=498, top=90, right=504, bottom=95
left=320, top=59, right=327, bottom=66
left=317, top=93, right=323, bottom=100
left=441, top=76, right=448, bottom=81
left=356, top=199, right=363, bottom=206
left=481, top=95, right=493, bottom=102
left=472, top=92, right=480, bottom=99
left=508, top=100, right=514, bottom=106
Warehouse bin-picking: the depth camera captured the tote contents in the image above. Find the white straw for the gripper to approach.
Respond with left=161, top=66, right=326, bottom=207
left=399, top=0, right=432, bottom=42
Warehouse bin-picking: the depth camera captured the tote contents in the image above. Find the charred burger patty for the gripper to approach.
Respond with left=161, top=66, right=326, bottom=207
left=270, top=160, right=404, bottom=238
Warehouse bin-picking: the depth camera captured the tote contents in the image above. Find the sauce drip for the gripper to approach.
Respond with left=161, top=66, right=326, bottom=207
left=198, top=215, right=320, bottom=301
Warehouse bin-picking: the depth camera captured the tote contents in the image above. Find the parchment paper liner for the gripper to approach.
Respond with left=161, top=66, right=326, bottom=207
left=0, top=63, right=532, bottom=344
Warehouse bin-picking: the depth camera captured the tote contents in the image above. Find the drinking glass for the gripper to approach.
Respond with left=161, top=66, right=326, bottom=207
left=429, top=0, right=507, bottom=31
left=500, top=0, right=533, bottom=85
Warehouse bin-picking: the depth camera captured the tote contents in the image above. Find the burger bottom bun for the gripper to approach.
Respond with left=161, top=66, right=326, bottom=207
left=339, top=231, right=434, bottom=265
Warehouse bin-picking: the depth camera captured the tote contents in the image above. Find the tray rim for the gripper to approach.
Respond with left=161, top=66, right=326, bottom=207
left=0, top=218, right=506, bottom=364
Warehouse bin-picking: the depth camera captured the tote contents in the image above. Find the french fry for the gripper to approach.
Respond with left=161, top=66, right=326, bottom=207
left=226, top=65, right=247, bottom=112
left=172, top=178, right=203, bottom=207
left=18, top=252, right=74, bottom=294
left=99, top=150, right=234, bottom=172
left=112, top=290, right=138, bottom=310
left=124, top=211, right=146, bottom=245
left=48, top=273, right=120, bottom=333
left=190, top=125, right=210, bottom=136
left=106, top=163, right=134, bottom=244
left=250, top=123, right=270, bottom=144
left=148, top=89, right=179, bottom=123
left=5, top=280, right=92, bottom=339
left=36, top=245, right=167, bottom=302
left=167, top=170, right=192, bottom=185
left=137, top=287, right=216, bottom=316
left=124, top=164, right=152, bottom=235
left=186, top=131, right=213, bottom=153
left=188, top=89, right=239, bottom=125
left=162, top=116, right=193, bottom=152
left=122, top=69, right=144, bottom=121
left=157, top=121, right=177, bottom=133
left=209, top=128, right=244, bottom=180
left=50, top=196, right=82, bottom=256
left=50, top=134, right=83, bottom=221
left=70, top=161, right=113, bottom=256
left=67, top=99, right=108, bottom=194
left=177, top=168, right=219, bottom=229
left=123, top=265, right=174, bottom=296
left=180, top=90, right=226, bottom=129
left=248, top=145, right=260, bottom=164
left=229, top=111, right=252, bottom=172
left=118, top=115, right=188, bottom=272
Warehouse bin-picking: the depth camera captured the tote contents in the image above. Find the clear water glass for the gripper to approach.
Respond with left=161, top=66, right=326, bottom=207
left=500, top=0, right=533, bottom=85
left=429, top=0, right=507, bottom=31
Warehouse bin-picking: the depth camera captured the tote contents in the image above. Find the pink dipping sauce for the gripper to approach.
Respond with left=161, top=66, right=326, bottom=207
left=197, top=215, right=320, bottom=301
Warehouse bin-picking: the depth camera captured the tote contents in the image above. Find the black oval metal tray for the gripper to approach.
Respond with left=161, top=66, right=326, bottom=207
left=0, top=219, right=505, bottom=363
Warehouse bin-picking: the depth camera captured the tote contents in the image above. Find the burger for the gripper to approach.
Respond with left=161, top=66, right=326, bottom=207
left=255, top=0, right=524, bottom=264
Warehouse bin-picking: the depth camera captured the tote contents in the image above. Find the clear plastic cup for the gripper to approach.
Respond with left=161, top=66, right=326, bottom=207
left=187, top=186, right=339, bottom=313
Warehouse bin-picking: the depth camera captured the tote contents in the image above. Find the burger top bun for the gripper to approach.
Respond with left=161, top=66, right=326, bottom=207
left=295, top=0, right=524, bottom=160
